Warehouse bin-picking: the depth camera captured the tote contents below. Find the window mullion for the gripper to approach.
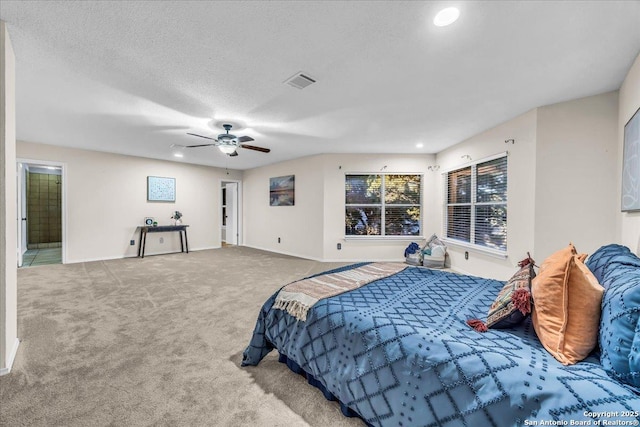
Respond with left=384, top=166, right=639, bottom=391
left=380, top=175, right=386, bottom=236
left=470, top=165, right=477, bottom=245
left=443, top=172, right=448, bottom=238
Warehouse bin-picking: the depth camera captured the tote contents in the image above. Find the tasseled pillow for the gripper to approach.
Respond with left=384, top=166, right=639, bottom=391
left=467, top=254, right=535, bottom=332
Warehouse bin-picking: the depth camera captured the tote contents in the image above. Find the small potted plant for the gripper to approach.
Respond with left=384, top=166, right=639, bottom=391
left=171, top=211, right=183, bottom=225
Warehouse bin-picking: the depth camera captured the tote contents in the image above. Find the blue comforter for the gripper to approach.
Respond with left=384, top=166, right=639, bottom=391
left=243, top=265, right=640, bottom=426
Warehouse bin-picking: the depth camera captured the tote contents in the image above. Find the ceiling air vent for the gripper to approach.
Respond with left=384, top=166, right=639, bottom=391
left=284, top=72, right=316, bottom=89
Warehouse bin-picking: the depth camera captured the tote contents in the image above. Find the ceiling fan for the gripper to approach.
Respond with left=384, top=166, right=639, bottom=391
left=176, top=124, right=271, bottom=157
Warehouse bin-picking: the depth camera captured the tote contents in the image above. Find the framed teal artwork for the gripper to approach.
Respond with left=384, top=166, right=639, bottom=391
left=147, top=176, right=175, bottom=202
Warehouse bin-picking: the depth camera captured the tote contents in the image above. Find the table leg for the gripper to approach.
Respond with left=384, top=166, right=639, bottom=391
left=179, top=230, right=184, bottom=253
left=184, top=229, right=189, bottom=253
left=138, top=230, right=144, bottom=257
left=141, top=230, right=147, bottom=258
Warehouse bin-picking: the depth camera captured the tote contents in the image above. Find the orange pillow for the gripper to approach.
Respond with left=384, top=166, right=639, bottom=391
left=531, top=244, right=604, bottom=365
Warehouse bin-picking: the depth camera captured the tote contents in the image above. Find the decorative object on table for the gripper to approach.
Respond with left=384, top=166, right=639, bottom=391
left=152, top=221, right=158, bottom=227
left=147, top=176, right=176, bottom=202
left=622, top=107, right=640, bottom=211
left=171, top=211, right=183, bottom=225
left=270, top=175, right=295, bottom=206
left=144, top=217, right=154, bottom=226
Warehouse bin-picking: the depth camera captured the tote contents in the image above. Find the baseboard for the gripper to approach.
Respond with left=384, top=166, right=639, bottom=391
left=190, top=246, right=221, bottom=251
left=68, top=246, right=224, bottom=263
left=243, top=244, right=325, bottom=262
left=69, top=254, right=132, bottom=263
left=321, top=257, right=405, bottom=263
left=243, top=245, right=406, bottom=263
left=0, top=338, right=20, bottom=376
left=449, top=266, right=473, bottom=276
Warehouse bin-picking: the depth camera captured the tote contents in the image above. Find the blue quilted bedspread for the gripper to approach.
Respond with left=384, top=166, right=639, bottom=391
left=243, top=265, right=640, bottom=426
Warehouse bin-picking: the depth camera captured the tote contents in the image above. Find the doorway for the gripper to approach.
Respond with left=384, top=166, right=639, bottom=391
left=221, top=180, right=241, bottom=246
left=16, top=160, right=66, bottom=267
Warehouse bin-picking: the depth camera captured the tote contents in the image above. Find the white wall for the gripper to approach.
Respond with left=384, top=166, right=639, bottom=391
left=243, top=155, right=325, bottom=260
left=1, top=21, right=18, bottom=375
left=243, top=153, right=437, bottom=262
left=433, top=93, right=619, bottom=280
left=321, top=153, right=437, bottom=261
left=618, top=53, right=640, bottom=254
left=435, top=110, right=538, bottom=279
left=535, top=91, right=619, bottom=259
left=17, top=141, right=242, bottom=263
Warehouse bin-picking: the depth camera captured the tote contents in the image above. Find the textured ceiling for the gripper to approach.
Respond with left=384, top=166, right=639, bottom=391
left=1, top=1, right=639, bottom=170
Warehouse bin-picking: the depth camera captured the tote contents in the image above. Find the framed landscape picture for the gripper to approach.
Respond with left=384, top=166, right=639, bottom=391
left=622, top=107, right=640, bottom=212
left=270, top=175, right=295, bottom=206
left=147, top=176, right=176, bottom=202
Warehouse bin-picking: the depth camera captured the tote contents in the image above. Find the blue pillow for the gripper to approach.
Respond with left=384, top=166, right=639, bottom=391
left=586, top=244, right=638, bottom=285
left=591, top=245, right=640, bottom=389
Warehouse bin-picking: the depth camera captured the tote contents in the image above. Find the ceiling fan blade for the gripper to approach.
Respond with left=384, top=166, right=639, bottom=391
left=185, top=143, right=216, bottom=148
left=228, top=151, right=239, bottom=157
left=237, top=135, right=254, bottom=143
left=187, top=132, right=217, bottom=141
left=240, top=144, right=270, bottom=153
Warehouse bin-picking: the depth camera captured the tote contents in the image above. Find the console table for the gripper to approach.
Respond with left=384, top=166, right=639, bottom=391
left=138, top=225, right=189, bottom=258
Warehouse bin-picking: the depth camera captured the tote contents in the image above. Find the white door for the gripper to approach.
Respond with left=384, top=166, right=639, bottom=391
left=225, top=183, right=238, bottom=245
left=16, top=163, right=27, bottom=267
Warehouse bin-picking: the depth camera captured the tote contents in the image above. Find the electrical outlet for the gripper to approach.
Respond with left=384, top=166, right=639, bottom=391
left=130, top=240, right=135, bottom=246
left=337, top=243, right=342, bottom=250
left=464, top=251, right=469, bottom=260
left=278, top=237, right=281, bottom=243
left=160, top=237, right=164, bottom=244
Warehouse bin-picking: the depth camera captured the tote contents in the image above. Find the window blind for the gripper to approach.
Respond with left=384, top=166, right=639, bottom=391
left=445, top=155, right=507, bottom=251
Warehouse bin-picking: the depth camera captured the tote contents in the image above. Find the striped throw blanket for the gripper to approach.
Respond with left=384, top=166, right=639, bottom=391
left=273, top=263, right=407, bottom=321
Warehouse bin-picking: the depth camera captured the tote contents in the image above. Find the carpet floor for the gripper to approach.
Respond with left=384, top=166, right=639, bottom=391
left=0, top=246, right=364, bottom=426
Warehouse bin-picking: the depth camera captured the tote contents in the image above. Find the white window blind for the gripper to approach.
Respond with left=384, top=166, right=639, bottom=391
left=445, top=155, right=507, bottom=251
left=345, top=174, right=422, bottom=237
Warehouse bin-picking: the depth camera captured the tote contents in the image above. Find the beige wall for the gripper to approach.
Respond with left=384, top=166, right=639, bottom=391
left=1, top=21, right=18, bottom=374
left=535, top=91, right=619, bottom=260
left=244, top=92, right=619, bottom=278
left=433, top=92, right=619, bottom=279
left=435, top=110, right=538, bottom=279
left=618, top=53, right=640, bottom=253
left=243, top=153, right=437, bottom=261
left=17, top=142, right=242, bottom=263
left=243, top=155, right=326, bottom=260
left=321, top=153, right=437, bottom=261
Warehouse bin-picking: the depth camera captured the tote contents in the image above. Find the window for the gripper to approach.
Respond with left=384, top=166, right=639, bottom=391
left=345, top=174, right=422, bottom=237
left=445, top=154, right=507, bottom=252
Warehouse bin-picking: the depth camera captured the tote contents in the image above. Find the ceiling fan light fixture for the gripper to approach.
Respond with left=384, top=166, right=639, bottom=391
left=434, top=7, right=460, bottom=27
left=218, top=145, right=237, bottom=154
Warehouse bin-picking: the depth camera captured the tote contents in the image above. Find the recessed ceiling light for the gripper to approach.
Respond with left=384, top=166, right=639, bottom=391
left=416, top=143, right=424, bottom=148
left=173, top=153, right=184, bottom=158
left=434, top=7, right=460, bottom=27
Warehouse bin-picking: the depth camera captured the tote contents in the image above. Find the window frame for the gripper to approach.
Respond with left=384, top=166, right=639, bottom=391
left=443, top=152, right=508, bottom=257
left=344, top=172, right=424, bottom=240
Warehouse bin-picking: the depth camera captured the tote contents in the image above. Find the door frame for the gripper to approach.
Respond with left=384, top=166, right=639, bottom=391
left=16, top=158, right=67, bottom=265
left=219, top=179, right=242, bottom=246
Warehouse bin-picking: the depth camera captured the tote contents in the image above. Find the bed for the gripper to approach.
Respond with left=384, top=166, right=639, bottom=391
left=242, top=248, right=640, bottom=426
